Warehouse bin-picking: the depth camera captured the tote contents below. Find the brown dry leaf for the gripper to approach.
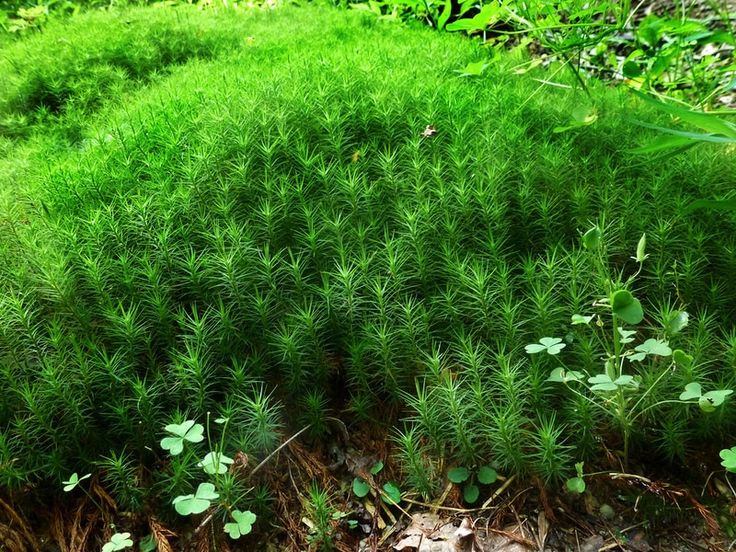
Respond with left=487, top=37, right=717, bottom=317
left=536, top=511, right=549, bottom=551
left=393, top=513, right=475, bottom=551
left=0, top=522, right=27, bottom=552
left=149, top=517, right=176, bottom=552
left=0, top=497, right=39, bottom=551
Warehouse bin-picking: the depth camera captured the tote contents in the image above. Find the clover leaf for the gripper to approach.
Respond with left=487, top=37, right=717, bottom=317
left=224, top=510, right=257, bottom=539
left=617, top=327, right=637, bottom=344
left=611, top=290, right=643, bottom=325
left=197, top=451, right=234, bottom=475
left=172, top=482, right=219, bottom=515
left=588, top=374, right=617, bottom=392
left=699, top=390, right=733, bottom=413
left=664, top=311, right=689, bottom=336
left=525, top=337, right=566, bottom=355
left=62, top=472, right=91, bottom=492
left=571, top=314, right=594, bottom=325
left=582, top=226, right=602, bottom=251
left=547, top=367, right=584, bottom=383
left=566, top=477, right=586, bottom=494
left=720, top=447, right=736, bottom=473
left=679, top=382, right=702, bottom=401
left=629, top=338, right=672, bottom=362
left=160, top=420, right=205, bottom=456
left=673, top=349, right=694, bottom=368
left=102, top=532, right=133, bottom=552
left=370, top=461, right=384, bottom=475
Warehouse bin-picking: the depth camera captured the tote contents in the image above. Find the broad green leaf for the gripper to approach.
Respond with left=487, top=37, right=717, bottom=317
left=463, top=483, right=480, bottom=504
left=445, top=4, right=500, bottom=32
left=634, top=91, right=736, bottom=139
left=161, top=420, right=205, bottom=456
left=571, top=314, right=594, bottom=325
left=582, top=226, right=602, bottom=251
left=62, top=472, right=91, bottom=492
left=673, top=349, right=694, bottom=368
left=448, top=467, right=470, bottom=483
left=613, top=375, right=637, bottom=388
left=589, top=374, right=618, bottom=392
left=631, top=134, right=699, bottom=154
left=632, top=338, right=672, bottom=360
left=437, top=0, right=452, bottom=30
left=623, top=61, right=642, bottom=78
left=720, top=447, right=736, bottom=472
left=224, top=510, right=257, bottom=539
left=352, top=477, right=370, bottom=498
left=699, top=390, right=733, bottom=412
left=618, top=327, right=637, bottom=343
left=680, top=382, right=702, bottom=401
left=477, top=466, right=497, bottom=485
left=611, top=290, right=644, bottom=325
left=382, top=482, right=402, bottom=505
left=665, top=311, right=689, bottom=335
left=198, top=451, right=234, bottom=475
left=455, top=60, right=489, bottom=77
left=525, top=343, right=547, bottom=354
left=370, top=461, right=384, bottom=475
left=553, top=106, right=598, bottom=133
left=172, top=483, right=219, bottom=516
left=566, top=477, right=586, bottom=494
left=102, top=533, right=133, bottom=552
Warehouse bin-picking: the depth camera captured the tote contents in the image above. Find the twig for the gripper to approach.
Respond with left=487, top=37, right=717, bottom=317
left=481, top=474, right=517, bottom=508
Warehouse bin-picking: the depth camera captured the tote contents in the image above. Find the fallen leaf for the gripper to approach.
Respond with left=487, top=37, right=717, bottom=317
left=421, top=125, right=437, bottom=138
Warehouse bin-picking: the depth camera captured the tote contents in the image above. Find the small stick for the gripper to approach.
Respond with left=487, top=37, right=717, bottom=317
left=481, top=474, right=517, bottom=509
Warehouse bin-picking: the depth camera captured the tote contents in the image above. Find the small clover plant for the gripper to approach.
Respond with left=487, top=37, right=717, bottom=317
left=527, top=224, right=732, bottom=468
left=102, top=532, right=133, bottom=552
left=160, top=414, right=257, bottom=540
left=566, top=462, right=586, bottom=494
left=448, top=465, right=498, bottom=504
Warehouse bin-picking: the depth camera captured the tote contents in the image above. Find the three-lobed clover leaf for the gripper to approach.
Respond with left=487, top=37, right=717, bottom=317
left=197, top=451, right=234, bottom=475
left=172, top=482, right=219, bottom=516
left=160, top=420, right=205, bottom=456
left=679, top=383, right=732, bottom=412
left=629, top=338, right=672, bottom=362
left=547, top=367, right=584, bottom=383
left=589, top=374, right=638, bottom=392
left=720, top=447, right=736, bottom=473
left=525, top=337, right=566, bottom=355
left=102, top=532, right=133, bottom=552
left=62, top=472, right=91, bottom=492
left=224, top=510, right=257, bottom=539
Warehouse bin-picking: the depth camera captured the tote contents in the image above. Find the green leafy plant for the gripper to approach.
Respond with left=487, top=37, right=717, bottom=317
left=102, top=532, right=134, bottom=552
left=527, top=224, right=732, bottom=466
left=566, top=462, right=586, bottom=494
left=160, top=415, right=256, bottom=539
left=447, top=465, right=497, bottom=504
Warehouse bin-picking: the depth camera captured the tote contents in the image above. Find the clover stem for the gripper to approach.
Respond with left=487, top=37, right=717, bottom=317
left=80, top=487, right=106, bottom=517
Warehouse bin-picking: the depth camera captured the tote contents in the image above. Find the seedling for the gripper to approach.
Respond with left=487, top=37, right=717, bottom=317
left=447, top=465, right=497, bottom=504
left=566, top=462, right=586, bottom=494
left=62, top=472, right=106, bottom=514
